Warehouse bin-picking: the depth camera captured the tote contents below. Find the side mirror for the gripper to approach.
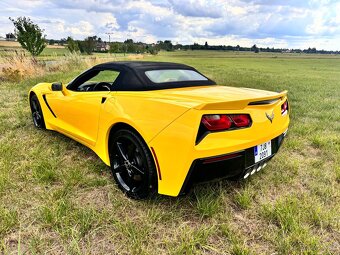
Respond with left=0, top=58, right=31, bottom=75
left=51, top=82, right=63, bottom=91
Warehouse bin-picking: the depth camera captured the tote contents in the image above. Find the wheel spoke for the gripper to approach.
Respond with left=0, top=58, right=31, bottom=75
left=115, top=142, right=128, bottom=161
left=130, top=164, right=145, bottom=175
left=116, top=172, right=131, bottom=191
left=114, top=164, right=125, bottom=173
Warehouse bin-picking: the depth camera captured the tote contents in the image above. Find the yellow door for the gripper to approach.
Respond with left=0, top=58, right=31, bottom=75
left=46, top=90, right=110, bottom=146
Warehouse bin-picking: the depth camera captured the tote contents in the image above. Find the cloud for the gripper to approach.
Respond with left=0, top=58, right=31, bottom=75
left=168, top=0, right=224, bottom=18
left=1, top=0, right=340, bottom=50
left=66, top=21, right=94, bottom=36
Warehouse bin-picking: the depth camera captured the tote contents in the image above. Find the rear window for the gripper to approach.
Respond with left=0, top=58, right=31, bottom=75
left=145, top=69, right=208, bottom=83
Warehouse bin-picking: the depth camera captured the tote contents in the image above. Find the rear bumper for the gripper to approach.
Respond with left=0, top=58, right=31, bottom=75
left=179, top=131, right=287, bottom=194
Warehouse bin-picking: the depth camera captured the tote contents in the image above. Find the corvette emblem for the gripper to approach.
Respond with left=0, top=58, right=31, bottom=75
left=266, top=111, right=275, bottom=123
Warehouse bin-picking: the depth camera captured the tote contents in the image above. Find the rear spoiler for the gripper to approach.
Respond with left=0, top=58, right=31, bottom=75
left=194, top=90, right=288, bottom=110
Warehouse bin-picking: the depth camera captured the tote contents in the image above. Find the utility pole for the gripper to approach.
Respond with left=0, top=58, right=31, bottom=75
left=105, top=32, right=114, bottom=43
left=105, top=32, right=114, bottom=53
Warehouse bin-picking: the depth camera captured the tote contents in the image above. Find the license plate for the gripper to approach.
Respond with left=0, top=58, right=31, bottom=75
left=254, top=141, right=272, bottom=163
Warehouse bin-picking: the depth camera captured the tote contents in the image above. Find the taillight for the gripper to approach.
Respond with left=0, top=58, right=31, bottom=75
left=197, top=114, right=252, bottom=144
left=201, top=114, right=251, bottom=131
left=281, top=100, right=289, bottom=115
left=201, top=114, right=232, bottom=131
left=229, top=114, right=251, bottom=127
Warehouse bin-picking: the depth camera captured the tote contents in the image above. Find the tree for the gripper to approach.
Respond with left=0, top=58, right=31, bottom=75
left=123, top=39, right=136, bottom=53
left=109, top=42, right=120, bottom=53
left=251, top=44, right=259, bottom=53
left=192, top=43, right=200, bottom=50
left=124, top=39, right=134, bottom=44
left=126, top=42, right=136, bottom=53
left=9, top=16, right=46, bottom=57
left=147, top=46, right=159, bottom=55
left=156, top=40, right=173, bottom=51
left=204, top=41, right=208, bottom=49
left=163, top=40, right=173, bottom=51
left=59, top=38, right=67, bottom=46
left=66, top=36, right=79, bottom=53
left=81, top=36, right=96, bottom=55
left=121, top=43, right=127, bottom=55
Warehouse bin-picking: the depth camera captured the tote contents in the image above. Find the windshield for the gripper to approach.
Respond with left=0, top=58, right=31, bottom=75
left=145, top=69, right=208, bottom=83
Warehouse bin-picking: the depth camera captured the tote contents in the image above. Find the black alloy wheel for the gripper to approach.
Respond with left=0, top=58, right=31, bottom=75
left=110, top=129, right=157, bottom=199
left=30, top=94, right=46, bottom=129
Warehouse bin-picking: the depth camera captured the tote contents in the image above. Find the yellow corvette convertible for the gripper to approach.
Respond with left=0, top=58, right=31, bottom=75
left=29, top=61, right=289, bottom=198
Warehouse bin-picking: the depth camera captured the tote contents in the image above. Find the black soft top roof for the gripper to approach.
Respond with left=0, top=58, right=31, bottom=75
left=95, top=61, right=192, bottom=70
left=68, top=61, right=216, bottom=91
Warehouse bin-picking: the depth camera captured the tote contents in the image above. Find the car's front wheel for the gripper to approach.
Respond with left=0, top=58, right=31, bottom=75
left=30, top=94, right=46, bottom=129
left=109, top=129, right=157, bottom=199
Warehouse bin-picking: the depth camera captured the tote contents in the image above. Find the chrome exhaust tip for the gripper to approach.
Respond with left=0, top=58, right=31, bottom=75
left=257, top=165, right=262, bottom=172
left=243, top=172, right=250, bottom=179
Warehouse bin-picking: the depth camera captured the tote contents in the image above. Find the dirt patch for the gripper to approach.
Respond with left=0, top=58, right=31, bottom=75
left=74, top=186, right=113, bottom=209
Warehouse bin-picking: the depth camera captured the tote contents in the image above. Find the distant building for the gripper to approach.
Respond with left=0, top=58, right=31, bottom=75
left=95, top=42, right=109, bottom=52
left=5, top=33, right=16, bottom=41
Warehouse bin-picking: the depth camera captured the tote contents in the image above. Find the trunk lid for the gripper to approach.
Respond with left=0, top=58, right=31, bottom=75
left=154, top=85, right=286, bottom=110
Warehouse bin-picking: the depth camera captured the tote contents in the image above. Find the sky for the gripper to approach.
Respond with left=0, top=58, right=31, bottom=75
left=1, top=0, right=340, bottom=50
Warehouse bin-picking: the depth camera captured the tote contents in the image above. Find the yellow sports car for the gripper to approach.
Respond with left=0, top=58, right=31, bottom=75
left=29, top=61, right=289, bottom=198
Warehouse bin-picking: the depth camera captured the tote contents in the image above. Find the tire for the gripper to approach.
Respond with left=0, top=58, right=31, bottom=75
left=30, top=94, right=46, bottom=129
left=109, top=129, right=157, bottom=199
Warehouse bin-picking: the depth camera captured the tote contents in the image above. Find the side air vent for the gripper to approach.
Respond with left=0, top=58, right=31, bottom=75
left=42, top=95, right=57, bottom=118
left=248, top=98, right=280, bottom=105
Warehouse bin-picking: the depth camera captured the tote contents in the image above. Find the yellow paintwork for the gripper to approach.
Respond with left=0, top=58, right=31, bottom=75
left=29, top=83, right=289, bottom=197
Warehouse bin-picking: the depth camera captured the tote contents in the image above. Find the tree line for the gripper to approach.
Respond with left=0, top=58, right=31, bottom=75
left=50, top=37, right=340, bottom=55
left=8, top=16, right=340, bottom=57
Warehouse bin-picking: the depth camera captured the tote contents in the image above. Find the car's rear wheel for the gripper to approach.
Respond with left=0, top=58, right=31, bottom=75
left=30, top=94, right=46, bottom=129
left=109, top=129, right=157, bottom=199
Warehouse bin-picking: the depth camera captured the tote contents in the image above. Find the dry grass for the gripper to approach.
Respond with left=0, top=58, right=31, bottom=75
left=0, top=41, right=21, bottom=47
left=45, top=45, right=66, bottom=49
left=0, top=40, right=64, bottom=48
left=0, top=51, right=44, bottom=81
left=0, top=50, right=149, bottom=82
left=0, top=52, right=107, bottom=82
left=127, top=54, right=145, bottom=60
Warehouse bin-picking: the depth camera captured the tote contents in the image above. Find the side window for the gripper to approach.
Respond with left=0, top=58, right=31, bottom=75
left=76, top=70, right=120, bottom=92
left=88, top=70, right=120, bottom=83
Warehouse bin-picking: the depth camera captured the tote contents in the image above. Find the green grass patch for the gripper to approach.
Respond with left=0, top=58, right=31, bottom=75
left=0, top=208, right=18, bottom=237
left=0, top=51, right=339, bottom=254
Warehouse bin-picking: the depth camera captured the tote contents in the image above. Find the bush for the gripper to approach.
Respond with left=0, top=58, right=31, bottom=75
left=148, top=47, right=159, bottom=55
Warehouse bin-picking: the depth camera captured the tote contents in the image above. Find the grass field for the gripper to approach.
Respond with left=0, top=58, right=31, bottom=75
left=0, top=50, right=339, bottom=254
left=0, top=43, right=70, bottom=66
left=0, top=41, right=69, bottom=56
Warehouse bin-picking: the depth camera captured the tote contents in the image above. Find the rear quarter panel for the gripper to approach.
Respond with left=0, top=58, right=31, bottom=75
left=95, top=92, right=192, bottom=165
